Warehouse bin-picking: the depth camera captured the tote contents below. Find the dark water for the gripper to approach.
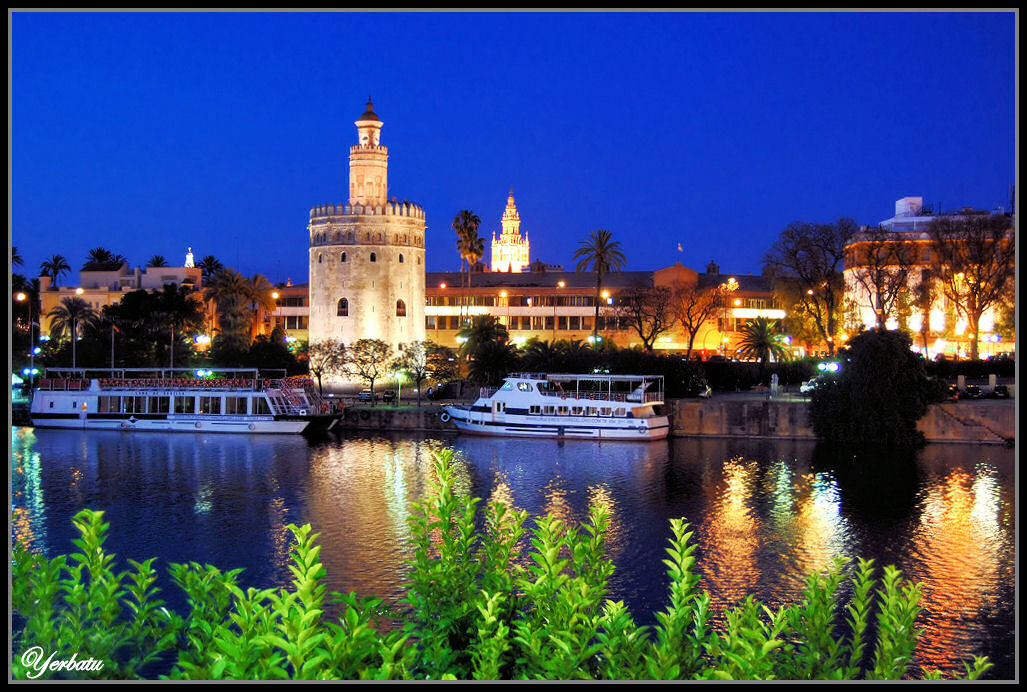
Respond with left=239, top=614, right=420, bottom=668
left=10, top=427, right=1016, bottom=679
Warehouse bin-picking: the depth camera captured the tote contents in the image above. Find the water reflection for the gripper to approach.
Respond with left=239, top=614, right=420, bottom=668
left=9, top=428, right=1015, bottom=679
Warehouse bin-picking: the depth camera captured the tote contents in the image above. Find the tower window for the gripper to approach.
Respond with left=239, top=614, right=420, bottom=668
left=341, top=252, right=347, bottom=262
left=337, top=298, right=349, bottom=317
left=370, top=252, right=377, bottom=263
left=318, top=254, right=323, bottom=264
left=396, top=299, right=407, bottom=317
left=398, top=254, right=404, bottom=263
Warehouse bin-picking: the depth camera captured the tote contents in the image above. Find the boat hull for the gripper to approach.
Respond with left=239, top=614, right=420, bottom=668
left=444, top=407, right=669, bottom=441
left=30, top=413, right=314, bottom=435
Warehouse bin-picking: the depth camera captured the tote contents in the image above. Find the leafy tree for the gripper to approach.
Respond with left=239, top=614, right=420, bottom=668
left=672, top=280, right=737, bottom=359
left=910, top=270, right=939, bottom=356
left=40, top=254, right=71, bottom=287
left=345, top=338, right=393, bottom=402
left=242, top=327, right=302, bottom=375
left=734, top=317, right=790, bottom=384
left=46, top=296, right=96, bottom=369
left=574, top=228, right=627, bottom=346
left=763, top=219, right=856, bottom=355
left=928, top=214, right=1015, bottom=360
left=845, top=226, right=919, bottom=328
left=426, top=343, right=460, bottom=388
left=613, top=286, right=674, bottom=352
left=809, top=329, right=943, bottom=448
left=306, top=338, right=347, bottom=394
left=393, top=341, right=434, bottom=406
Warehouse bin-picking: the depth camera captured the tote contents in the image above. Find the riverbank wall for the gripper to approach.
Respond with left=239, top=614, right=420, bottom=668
left=336, top=397, right=1015, bottom=446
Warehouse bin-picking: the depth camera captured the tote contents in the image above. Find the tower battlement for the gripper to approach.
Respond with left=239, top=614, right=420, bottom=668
left=309, top=200, right=425, bottom=220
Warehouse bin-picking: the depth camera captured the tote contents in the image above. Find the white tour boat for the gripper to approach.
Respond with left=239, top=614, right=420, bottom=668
left=30, top=368, right=342, bottom=434
left=442, top=372, right=670, bottom=441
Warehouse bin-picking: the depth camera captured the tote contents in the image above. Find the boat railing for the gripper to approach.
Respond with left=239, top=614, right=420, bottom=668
left=35, top=378, right=89, bottom=392
left=479, top=386, right=501, bottom=399
left=537, top=390, right=663, bottom=403
left=96, top=377, right=259, bottom=391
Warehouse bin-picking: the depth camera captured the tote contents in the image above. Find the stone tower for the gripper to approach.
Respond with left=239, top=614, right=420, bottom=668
left=490, top=188, right=530, bottom=272
left=308, top=100, right=426, bottom=370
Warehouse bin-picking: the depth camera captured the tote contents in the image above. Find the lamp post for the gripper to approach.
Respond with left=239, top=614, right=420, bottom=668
left=553, top=281, right=565, bottom=340
left=16, top=292, right=38, bottom=389
left=271, top=291, right=280, bottom=336
left=500, top=290, right=509, bottom=328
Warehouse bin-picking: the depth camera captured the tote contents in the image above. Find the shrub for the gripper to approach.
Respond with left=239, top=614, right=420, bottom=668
left=12, top=450, right=992, bottom=680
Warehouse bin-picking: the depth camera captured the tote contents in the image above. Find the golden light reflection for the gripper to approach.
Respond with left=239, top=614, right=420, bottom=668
left=911, top=467, right=1007, bottom=675
left=542, top=480, right=574, bottom=527
left=701, top=457, right=760, bottom=610
left=586, top=484, right=623, bottom=558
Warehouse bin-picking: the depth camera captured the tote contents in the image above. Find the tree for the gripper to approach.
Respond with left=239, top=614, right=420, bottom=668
left=467, top=339, right=519, bottom=386
left=613, top=286, right=674, bottom=352
left=672, top=279, right=737, bottom=358
left=456, top=315, right=509, bottom=360
left=344, top=338, right=393, bottom=403
left=147, top=255, right=169, bottom=267
left=763, top=219, right=856, bottom=355
left=809, top=329, right=943, bottom=448
left=910, top=271, right=939, bottom=356
left=573, top=229, right=627, bottom=346
left=247, top=273, right=278, bottom=338
left=151, top=283, right=205, bottom=368
left=426, top=343, right=460, bottom=389
left=306, top=338, right=347, bottom=395
left=928, top=214, right=1015, bottom=360
left=734, top=317, right=790, bottom=384
left=83, top=247, right=127, bottom=271
left=845, top=226, right=919, bottom=329
left=205, top=268, right=254, bottom=363
left=46, top=296, right=96, bottom=369
left=393, top=341, right=433, bottom=406
left=40, top=255, right=71, bottom=287
left=12, top=246, right=23, bottom=267
left=197, top=256, right=224, bottom=285
left=452, top=210, right=482, bottom=322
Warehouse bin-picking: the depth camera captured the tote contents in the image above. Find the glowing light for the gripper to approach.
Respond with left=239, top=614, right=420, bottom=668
left=439, top=282, right=447, bottom=289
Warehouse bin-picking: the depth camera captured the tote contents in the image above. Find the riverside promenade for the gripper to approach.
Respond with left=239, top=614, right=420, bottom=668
left=336, top=391, right=1015, bottom=446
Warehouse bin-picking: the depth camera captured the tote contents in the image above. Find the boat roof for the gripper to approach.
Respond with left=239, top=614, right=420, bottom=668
left=508, top=372, right=663, bottom=383
left=42, top=367, right=278, bottom=378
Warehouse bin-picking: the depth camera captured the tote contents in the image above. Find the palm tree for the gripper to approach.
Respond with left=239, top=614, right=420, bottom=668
left=40, top=255, right=71, bottom=287
left=456, top=314, right=510, bottom=359
left=147, top=255, right=169, bottom=267
left=198, top=256, right=224, bottom=285
left=12, top=246, right=23, bottom=268
left=452, top=210, right=481, bottom=322
left=247, top=273, right=277, bottom=338
left=152, top=283, right=205, bottom=368
left=204, top=268, right=253, bottom=358
left=47, top=296, right=96, bottom=369
left=83, top=247, right=127, bottom=270
left=734, top=317, right=790, bottom=383
left=573, top=229, right=627, bottom=346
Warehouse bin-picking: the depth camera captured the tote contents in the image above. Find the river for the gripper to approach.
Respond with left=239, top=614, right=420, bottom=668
left=10, top=426, right=1016, bottom=679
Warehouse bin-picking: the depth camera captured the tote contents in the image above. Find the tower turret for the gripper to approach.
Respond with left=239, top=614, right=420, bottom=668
left=349, top=98, right=388, bottom=207
left=491, top=188, right=530, bottom=272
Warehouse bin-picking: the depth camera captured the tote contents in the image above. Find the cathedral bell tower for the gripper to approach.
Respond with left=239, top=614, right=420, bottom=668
left=349, top=98, right=388, bottom=207
left=490, top=188, right=530, bottom=272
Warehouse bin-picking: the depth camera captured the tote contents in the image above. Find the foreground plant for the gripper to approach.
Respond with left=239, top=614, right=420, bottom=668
left=11, top=449, right=993, bottom=680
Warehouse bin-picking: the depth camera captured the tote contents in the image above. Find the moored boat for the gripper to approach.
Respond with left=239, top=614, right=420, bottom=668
left=442, top=372, right=670, bottom=441
left=29, top=368, right=342, bottom=434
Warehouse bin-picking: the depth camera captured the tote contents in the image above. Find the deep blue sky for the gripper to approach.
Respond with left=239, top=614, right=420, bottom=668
left=11, top=11, right=1016, bottom=285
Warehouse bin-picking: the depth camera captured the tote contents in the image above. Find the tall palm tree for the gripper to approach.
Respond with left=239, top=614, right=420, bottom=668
left=204, top=268, right=253, bottom=357
left=12, top=246, right=23, bottom=268
left=147, top=255, right=169, bottom=267
left=47, top=296, right=95, bottom=369
left=734, top=317, right=790, bottom=383
left=198, top=256, right=224, bottom=285
left=40, top=255, right=71, bottom=287
left=452, top=210, right=481, bottom=322
left=152, top=283, right=205, bottom=368
left=83, top=247, right=127, bottom=270
left=247, top=273, right=277, bottom=338
left=573, top=229, right=627, bottom=346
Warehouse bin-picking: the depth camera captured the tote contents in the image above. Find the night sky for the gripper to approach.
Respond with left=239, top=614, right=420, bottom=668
left=11, top=11, right=1016, bottom=286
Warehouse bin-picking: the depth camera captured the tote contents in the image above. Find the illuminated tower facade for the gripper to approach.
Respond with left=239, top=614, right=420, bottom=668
left=490, top=189, right=530, bottom=272
left=308, top=100, right=426, bottom=373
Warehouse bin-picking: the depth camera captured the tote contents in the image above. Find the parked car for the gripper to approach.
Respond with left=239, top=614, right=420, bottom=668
left=945, top=384, right=960, bottom=402
left=988, top=384, right=1011, bottom=399
left=381, top=390, right=397, bottom=403
left=356, top=390, right=377, bottom=403
left=963, top=385, right=986, bottom=400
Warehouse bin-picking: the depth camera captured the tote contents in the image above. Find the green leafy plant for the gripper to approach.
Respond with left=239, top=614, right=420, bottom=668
left=11, top=450, right=995, bottom=681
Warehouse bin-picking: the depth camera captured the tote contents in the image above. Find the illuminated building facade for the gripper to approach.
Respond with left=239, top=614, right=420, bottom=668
left=307, top=100, right=427, bottom=361
left=490, top=189, right=530, bottom=272
left=843, top=197, right=1015, bottom=358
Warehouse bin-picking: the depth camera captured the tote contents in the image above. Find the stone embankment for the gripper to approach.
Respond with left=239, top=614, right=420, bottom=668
left=337, top=395, right=1015, bottom=446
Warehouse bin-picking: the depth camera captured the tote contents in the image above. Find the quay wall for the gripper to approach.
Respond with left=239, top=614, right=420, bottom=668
left=338, top=398, right=1015, bottom=446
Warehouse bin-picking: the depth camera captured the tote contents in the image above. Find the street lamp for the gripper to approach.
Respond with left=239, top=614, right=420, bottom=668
left=500, top=290, right=509, bottom=327
left=271, top=291, right=281, bottom=335
left=16, top=292, right=38, bottom=389
left=554, top=281, right=565, bottom=339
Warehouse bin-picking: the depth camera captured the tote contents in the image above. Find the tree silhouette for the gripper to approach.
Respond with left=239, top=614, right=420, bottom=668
left=573, top=229, right=626, bottom=346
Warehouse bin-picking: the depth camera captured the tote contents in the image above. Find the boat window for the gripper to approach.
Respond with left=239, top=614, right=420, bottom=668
left=614, top=408, right=626, bottom=417
left=224, top=397, right=248, bottom=415
left=500, top=382, right=515, bottom=391
left=543, top=405, right=555, bottom=415
left=123, top=396, right=146, bottom=413
left=588, top=407, right=599, bottom=416
left=149, top=396, right=170, bottom=414
left=175, top=396, right=196, bottom=414
left=199, top=396, right=221, bottom=415
left=254, top=398, right=271, bottom=415
left=517, top=382, right=533, bottom=392
left=571, top=406, right=585, bottom=415
left=599, top=407, right=611, bottom=416
left=557, top=406, right=569, bottom=416
left=529, top=405, right=541, bottom=415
